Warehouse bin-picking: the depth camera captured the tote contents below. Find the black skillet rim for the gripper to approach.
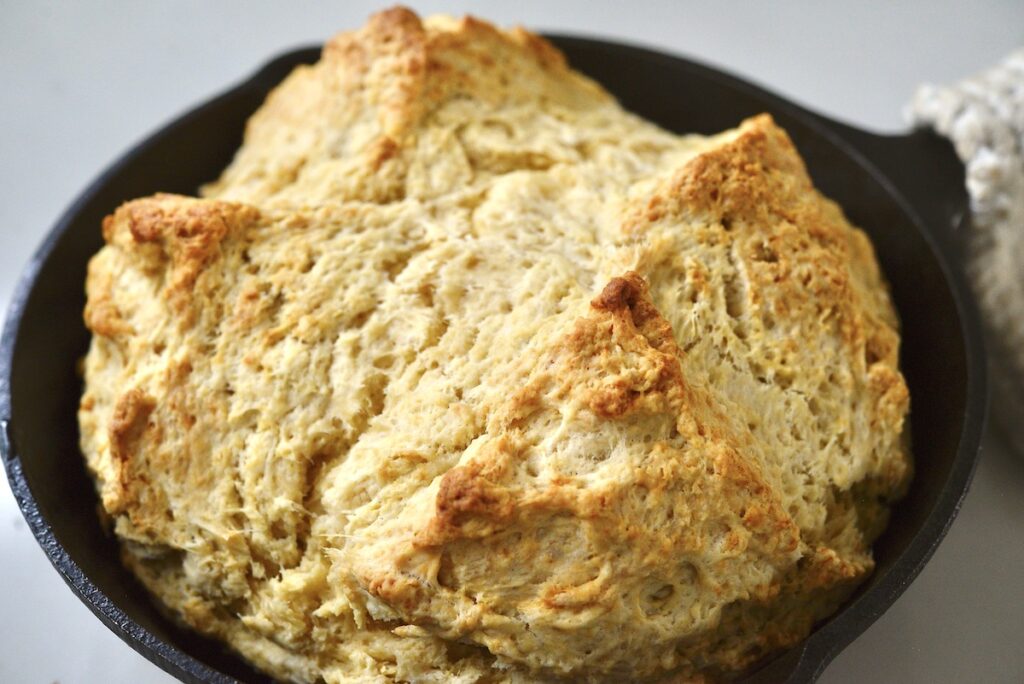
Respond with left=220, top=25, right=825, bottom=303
left=0, top=36, right=988, bottom=684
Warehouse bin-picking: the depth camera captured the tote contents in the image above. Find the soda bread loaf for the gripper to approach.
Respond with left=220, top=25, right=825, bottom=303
left=79, top=7, right=910, bottom=682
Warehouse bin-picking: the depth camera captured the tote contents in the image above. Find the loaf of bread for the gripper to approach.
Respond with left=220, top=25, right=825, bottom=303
left=79, top=8, right=910, bottom=682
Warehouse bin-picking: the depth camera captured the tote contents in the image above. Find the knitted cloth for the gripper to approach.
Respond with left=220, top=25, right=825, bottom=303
left=909, top=50, right=1024, bottom=454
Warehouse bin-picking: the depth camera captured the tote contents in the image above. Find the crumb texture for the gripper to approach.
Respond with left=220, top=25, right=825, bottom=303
left=79, top=7, right=910, bottom=682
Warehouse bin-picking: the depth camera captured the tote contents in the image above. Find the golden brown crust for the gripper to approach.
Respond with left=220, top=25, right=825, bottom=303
left=201, top=6, right=611, bottom=207
left=344, top=273, right=809, bottom=679
left=107, top=388, right=156, bottom=513
left=78, top=7, right=910, bottom=683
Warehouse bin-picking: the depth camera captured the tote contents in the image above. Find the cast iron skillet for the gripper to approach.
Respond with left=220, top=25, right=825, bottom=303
left=0, top=36, right=987, bottom=683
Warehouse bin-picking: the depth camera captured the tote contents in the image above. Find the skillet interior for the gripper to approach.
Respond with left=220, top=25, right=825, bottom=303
left=0, top=38, right=985, bottom=683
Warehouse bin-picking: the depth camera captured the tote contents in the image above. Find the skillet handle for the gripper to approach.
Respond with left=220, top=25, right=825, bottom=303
left=814, top=120, right=970, bottom=259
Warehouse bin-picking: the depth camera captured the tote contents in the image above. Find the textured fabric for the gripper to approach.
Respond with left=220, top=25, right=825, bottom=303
left=909, top=49, right=1024, bottom=455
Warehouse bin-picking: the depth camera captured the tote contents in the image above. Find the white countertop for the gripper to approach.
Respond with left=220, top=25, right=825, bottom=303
left=2, top=2, right=1022, bottom=682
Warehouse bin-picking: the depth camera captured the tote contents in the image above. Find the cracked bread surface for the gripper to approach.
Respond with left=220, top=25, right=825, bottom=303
left=78, top=7, right=910, bottom=682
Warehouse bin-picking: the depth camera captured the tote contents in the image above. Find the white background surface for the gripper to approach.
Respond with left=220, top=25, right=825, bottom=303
left=2, top=2, right=1023, bottom=682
